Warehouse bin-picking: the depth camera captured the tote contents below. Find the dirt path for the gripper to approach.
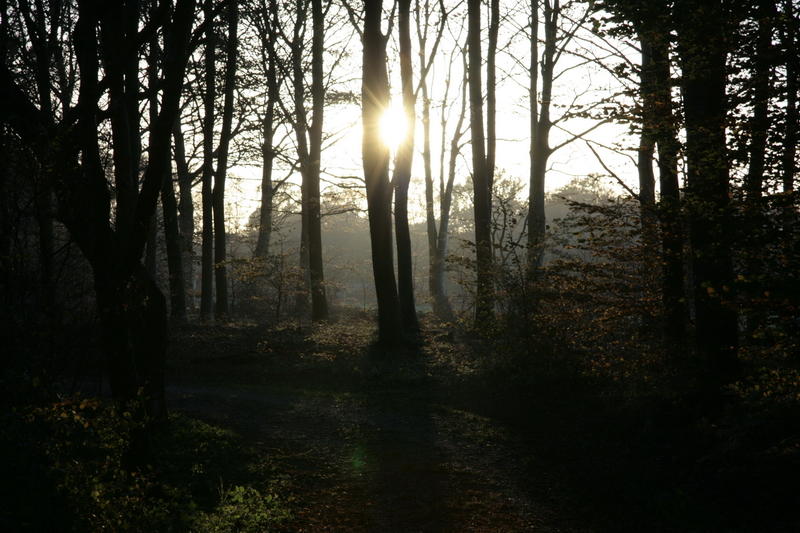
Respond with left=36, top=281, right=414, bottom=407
left=168, top=382, right=581, bottom=532
left=166, top=318, right=589, bottom=532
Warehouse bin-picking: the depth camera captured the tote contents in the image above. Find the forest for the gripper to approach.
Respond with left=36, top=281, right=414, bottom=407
left=1, top=0, right=799, bottom=530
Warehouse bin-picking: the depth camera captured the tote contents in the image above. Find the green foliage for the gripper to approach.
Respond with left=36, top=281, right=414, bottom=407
left=730, top=367, right=800, bottom=406
left=1, top=397, right=292, bottom=532
left=195, top=485, right=291, bottom=532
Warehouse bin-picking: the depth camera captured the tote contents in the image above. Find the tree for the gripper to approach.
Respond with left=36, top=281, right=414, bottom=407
left=782, top=0, right=798, bottom=194
left=467, top=0, right=494, bottom=325
left=0, top=0, right=196, bottom=426
left=393, top=0, right=419, bottom=332
left=744, top=0, right=777, bottom=203
left=212, top=0, right=239, bottom=319
left=173, top=120, right=196, bottom=310
left=149, top=5, right=187, bottom=323
left=307, top=0, right=328, bottom=321
left=253, top=0, right=280, bottom=259
left=200, top=0, right=216, bottom=321
left=603, top=0, right=687, bottom=348
left=675, top=0, right=739, bottom=383
left=362, top=0, right=402, bottom=343
left=645, top=16, right=686, bottom=350
left=416, top=0, right=454, bottom=320
left=527, top=1, right=602, bottom=273
left=284, top=0, right=329, bottom=321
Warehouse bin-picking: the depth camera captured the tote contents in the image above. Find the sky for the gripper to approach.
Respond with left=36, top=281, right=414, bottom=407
left=225, top=2, right=640, bottom=228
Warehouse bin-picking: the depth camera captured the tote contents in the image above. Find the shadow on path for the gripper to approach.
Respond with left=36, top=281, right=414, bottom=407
left=165, top=325, right=585, bottom=531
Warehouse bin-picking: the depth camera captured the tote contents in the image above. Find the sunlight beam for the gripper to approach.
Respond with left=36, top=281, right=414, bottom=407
left=379, top=99, right=408, bottom=152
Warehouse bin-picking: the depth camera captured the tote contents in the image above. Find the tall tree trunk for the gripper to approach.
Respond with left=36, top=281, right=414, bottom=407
left=528, top=0, right=556, bottom=272
left=467, top=0, right=494, bottom=326
left=418, top=0, right=453, bottom=320
left=173, top=120, right=195, bottom=310
left=528, top=5, right=539, bottom=273
left=432, top=51, right=468, bottom=322
left=363, top=0, right=401, bottom=343
left=212, top=0, right=238, bottom=320
left=200, top=0, right=216, bottom=321
left=255, top=111, right=275, bottom=259
left=422, top=78, right=439, bottom=306
left=255, top=0, right=278, bottom=259
left=676, top=0, right=739, bottom=384
left=648, top=25, right=686, bottom=350
left=145, top=219, right=157, bottom=277
left=782, top=0, right=797, bottom=194
left=291, top=0, right=311, bottom=316
left=70, top=0, right=193, bottom=427
left=637, top=31, right=661, bottom=331
left=161, top=172, right=186, bottom=323
left=745, top=0, right=775, bottom=202
left=21, top=0, right=57, bottom=315
left=149, top=16, right=185, bottom=322
left=394, top=0, right=419, bottom=332
left=486, top=0, right=498, bottom=201
left=308, top=0, right=328, bottom=321
left=99, top=1, right=138, bottom=240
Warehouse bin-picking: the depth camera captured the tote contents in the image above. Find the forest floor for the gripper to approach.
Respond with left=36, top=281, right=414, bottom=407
left=165, top=310, right=799, bottom=532
left=166, top=311, right=592, bottom=532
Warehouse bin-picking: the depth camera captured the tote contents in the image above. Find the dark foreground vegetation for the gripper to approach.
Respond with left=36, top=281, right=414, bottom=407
left=3, top=310, right=800, bottom=531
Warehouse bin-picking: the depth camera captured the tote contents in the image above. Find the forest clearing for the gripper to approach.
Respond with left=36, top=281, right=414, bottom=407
left=2, top=0, right=800, bottom=530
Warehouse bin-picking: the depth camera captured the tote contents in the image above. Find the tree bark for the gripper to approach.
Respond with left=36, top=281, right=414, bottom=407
left=418, top=0, right=454, bottom=320
left=212, top=0, right=238, bottom=320
left=0, top=0, right=196, bottom=428
left=528, top=5, right=539, bottom=274
left=637, top=31, right=661, bottom=331
left=467, top=0, right=494, bottom=326
left=528, top=0, right=556, bottom=272
left=308, top=0, right=328, bottom=321
left=363, top=0, right=402, bottom=343
left=173, top=120, right=195, bottom=310
left=394, top=0, right=419, bottom=333
left=422, top=78, right=439, bottom=306
left=255, top=0, right=279, bottom=259
left=20, top=0, right=57, bottom=315
left=200, top=0, right=216, bottom=321
left=744, top=0, right=775, bottom=202
left=676, top=0, right=739, bottom=383
left=782, top=0, right=797, bottom=194
left=149, top=17, right=186, bottom=323
left=290, top=0, right=311, bottom=316
left=432, top=51, right=468, bottom=322
left=648, top=25, right=686, bottom=350
left=486, top=0, right=498, bottom=201
left=255, top=112, right=275, bottom=259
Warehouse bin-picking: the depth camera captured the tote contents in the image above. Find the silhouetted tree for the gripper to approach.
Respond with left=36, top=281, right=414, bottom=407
left=0, top=0, right=196, bottom=424
left=394, top=0, right=419, bottom=333
left=363, top=0, right=402, bottom=343
left=675, top=0, right=739, bottom=383
left=467, top=0, right=493, bottom=325
left=200, top=0, right=216, bottom=321
left=212, top=0, right=239, bottom=319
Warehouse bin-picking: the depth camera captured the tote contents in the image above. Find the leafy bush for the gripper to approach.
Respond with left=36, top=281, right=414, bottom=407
left=1, top=396, right=292, bottom=532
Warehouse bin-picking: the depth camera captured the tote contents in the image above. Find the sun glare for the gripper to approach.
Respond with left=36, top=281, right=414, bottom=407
left=379, top=100, right=408, bottom=151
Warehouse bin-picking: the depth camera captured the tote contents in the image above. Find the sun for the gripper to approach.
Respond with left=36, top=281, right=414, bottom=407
left=379, top=99, right=408, bottom=151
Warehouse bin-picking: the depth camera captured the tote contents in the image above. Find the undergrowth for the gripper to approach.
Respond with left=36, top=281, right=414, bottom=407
left=1, top=394, right=292, bottom=532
